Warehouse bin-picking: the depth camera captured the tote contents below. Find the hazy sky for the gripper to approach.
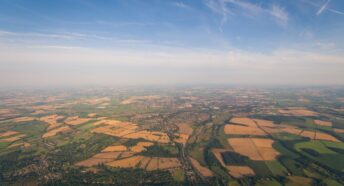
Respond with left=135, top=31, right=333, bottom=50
left=0, top=0, right=344, bottom=86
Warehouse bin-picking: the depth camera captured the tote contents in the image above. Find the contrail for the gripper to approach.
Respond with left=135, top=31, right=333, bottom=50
left=316, top=0, right=330, bottom=16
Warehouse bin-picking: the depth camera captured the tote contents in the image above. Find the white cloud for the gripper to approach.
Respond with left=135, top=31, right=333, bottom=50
left=174, top=2, right=192, bottom=9
left=299, top=30, right=314, bottom=39
left=315, top=42, right=336, bottom=50
left=269, top=5, right=288, bottom=26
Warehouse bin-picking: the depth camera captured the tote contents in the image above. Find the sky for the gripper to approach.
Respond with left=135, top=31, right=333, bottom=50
left=0, top=0, right=344, bottom=87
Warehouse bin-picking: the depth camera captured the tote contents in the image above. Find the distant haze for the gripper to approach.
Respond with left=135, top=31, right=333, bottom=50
left=0, top=0, right=344, bottom=86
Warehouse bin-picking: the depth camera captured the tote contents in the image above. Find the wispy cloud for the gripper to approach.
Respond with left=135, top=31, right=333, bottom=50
left=316, top=0, right=330, bottom=16
left=204, top=0, right=289, bottom=28
left=0, top=29, right=152, bottom=46
left=299, top=30, right=314, bottom=39
left=0, top=30, right=81, bottom=39
left=204, top=0, right=230, bottom=30
left=315, top=42, right=336, bottom=50
left=269, top=5, right=288, bottom=26
left=174, top=2, right=192, bottom=9
left=96, top=21, right=147, bottom=27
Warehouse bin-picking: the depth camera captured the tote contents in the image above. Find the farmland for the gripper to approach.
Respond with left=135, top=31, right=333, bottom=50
left=0, top=86, right=344, bottom=185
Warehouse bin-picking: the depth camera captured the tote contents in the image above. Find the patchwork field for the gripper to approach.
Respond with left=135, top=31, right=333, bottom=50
left=13, top=117, right=36, bottom=123
left=174, top=123, right=193, bottom=144
left=42, top=126, right=71, bottom=138
left=0, top=87, right=344, bottom=185
left=106, top=156, right=181, bottom=170
left=278, top=108, right=318, bottom=116
left=76, top=152, right=122, bottom=167
left=0, top=134, right=26, bottom=142
left=313, top=120, right=332, bottom=127
left=0, top=131, right=19, bottom=138
left=40, top=114, right=65, bottom=130
left=102, top=145, right=128, bottom=152
left=227, top=117, right=340, bottom=142
left=228, top=138, right=280, bottom=161
left=189, top=157, right=213, bottom=177
left=227, top=165, right=255, bottom=178
left=224, top=124, right=267, bottom=136
left=64, top=116, right=91, bottom=125
left=120, top=95, right=161, bottom=105
left=91, top=119, right=170, bottom=143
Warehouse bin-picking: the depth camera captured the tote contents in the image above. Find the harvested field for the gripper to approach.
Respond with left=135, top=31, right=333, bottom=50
left=87, top=113, right=97, bottom=117
left=93, top=152, right=122, bottom=159
left=287, top=176, right=312, bottom=186
left=0, top=134, right=26, bottom=142
left=119, top=151, right=135, bottom=159
left=92, top=119, right=170, bottom=143
left=13, top=117, right=35, bottom=123
left=42, top=126, right=71, bottom=138
left=251, top=138, right=274, bottom=148
left=65, top=116, right=91, bottom=125
left=32, top=110, right=45, bottom=115
left=120, top=95, right=160, bottom=105
left=313, top=120, right=332, bottom=127
left=0, top=131, right=19, bottom=138
left=177, top=123, right=193, bottom=135
left=138, top=157, right=151, bottom=169
left=123, top=131, right=170, bottom=143
left=212, top=149, right=227, bottom=167
left=31, top=105, right=58, bottom=111
left=230, top=117, right=257, bottom=127
left=261, top=127, right=281, bottom=134
left=83, top=97, right=110, bottom=105
left=146, top=157, right=159, bottom=171
left=224, top=124, right=267, bottom=136
left=92, top=127, right=132, bottom=137
left=107, top=156, right=144, bottom=168
left=76, top=152, right=122, bottom=167
left=40, top=114, right=64, bottom=130
left=212, top=148, right=256, bottom=177
left=228, top=138, right=279, bottom=161
left=0, top=109, right=14, bottom=114
left=91, top=120, right=149, bottom=140
left=189, top=157, right=213, bottom=177
left=158, top=158, right=181, bottom=170
left=300, top=131, right=315, bottom=139
left=102, top=145, right=128, bottom=152
left=225, top=117, right=278, bottom=136
left=0, top=109, right=18, bottom=120
left=227, top=165, right=255, bottom=178
left=278, top=108, right=318, bottom=116
left=281, top=127, right=339, bottom=142
left=315, top=132, right=340, bottom=142
left=174, top=123, right=193, bottom=144
left=129, top=142, right=154, bottom=152
left=281, top=126, right=303, bottom=135
left=8, top=142, right=30, bottom=149
left=334, top=128, right=344, bottom=133
left=253, top=119, right=276, bottom=127
left=93, top=120, right=138, bottom=129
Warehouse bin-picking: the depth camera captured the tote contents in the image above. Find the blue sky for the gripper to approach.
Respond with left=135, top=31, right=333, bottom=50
left=0, top=0, right=344, bottom=86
